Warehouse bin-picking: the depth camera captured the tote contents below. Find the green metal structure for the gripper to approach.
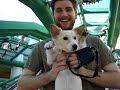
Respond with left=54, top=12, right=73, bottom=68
left=0, top=0, right=120, bottom=89
left=108, top=0, right=120, bottom=48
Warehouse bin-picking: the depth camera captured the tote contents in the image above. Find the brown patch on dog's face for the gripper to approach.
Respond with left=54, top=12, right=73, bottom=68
left=74, top=24, right=88, bottom=43
left=74, top=24, right=88, bottom=37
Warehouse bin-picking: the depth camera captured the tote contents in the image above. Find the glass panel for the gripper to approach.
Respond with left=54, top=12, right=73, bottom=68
left=84, top=14, right=108, bottom=22
left=0, top=0, right=43, bottom=25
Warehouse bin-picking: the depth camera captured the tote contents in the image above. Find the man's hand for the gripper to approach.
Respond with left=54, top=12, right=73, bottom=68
left=68, top=53, right=88, bottom=76
left=49, top=53, right=68, bottom=81
left=68, top=53, right=80, bottom=69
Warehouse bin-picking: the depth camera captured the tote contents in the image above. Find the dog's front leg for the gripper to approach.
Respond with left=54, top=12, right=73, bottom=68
left=44, top=41, right=56, bottom=65
left=46, top=48, right=57, bottom=65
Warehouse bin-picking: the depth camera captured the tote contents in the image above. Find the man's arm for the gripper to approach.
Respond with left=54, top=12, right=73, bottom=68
left=17, top=54, right=68, bottom=90
left=78, top=62, right=120, bottom=88
left=17, top=68, right=53, bottom=90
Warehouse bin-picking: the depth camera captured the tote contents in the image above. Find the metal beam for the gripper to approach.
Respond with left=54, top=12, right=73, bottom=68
left=10, top=47, right=28, bottom=61
left=108, top=0, right=120, bottom=48
left=86, top=22, right=109, bottom=26
left=19, top=0, right=55, bottom=31
left=9, top=37, right=35, bottom=49
left=79, top=5, right=87, bottom=26
left=0, top=59, right=24, bottom=68
left=0, top=75, right=20, bottom=87
left=0, top=21, right=50, bottom=40
left=78, top=8, right=109, bottom=14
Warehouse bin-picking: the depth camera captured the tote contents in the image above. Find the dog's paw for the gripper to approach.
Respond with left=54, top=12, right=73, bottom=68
left=44, top=41, right=54, bottom=49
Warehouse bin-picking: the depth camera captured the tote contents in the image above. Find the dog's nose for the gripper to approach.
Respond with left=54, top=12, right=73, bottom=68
left=72, top=44, right=78, bottom=50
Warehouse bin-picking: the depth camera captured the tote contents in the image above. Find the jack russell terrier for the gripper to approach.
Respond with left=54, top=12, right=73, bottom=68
left=44, top=24, right=88, bottom=90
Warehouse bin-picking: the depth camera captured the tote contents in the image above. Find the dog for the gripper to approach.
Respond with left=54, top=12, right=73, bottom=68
left=44, top=24, right=88, bottom=90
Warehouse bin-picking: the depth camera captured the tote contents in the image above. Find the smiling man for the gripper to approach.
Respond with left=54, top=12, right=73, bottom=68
left=53, top=0, right=77, bottom=30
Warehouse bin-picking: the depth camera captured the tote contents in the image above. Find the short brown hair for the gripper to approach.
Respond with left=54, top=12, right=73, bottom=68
left=51, top=0, right=77, bottom=12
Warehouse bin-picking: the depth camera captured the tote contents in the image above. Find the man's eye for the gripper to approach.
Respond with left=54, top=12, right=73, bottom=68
left=63, top=37, right=68, bottom=40
left=66, top=8, right=73, bottom=12
left=56, top=9, right=62, bottom=13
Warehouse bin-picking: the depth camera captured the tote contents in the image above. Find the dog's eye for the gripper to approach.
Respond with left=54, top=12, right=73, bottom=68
left=74, top=36, right=76, bottom=40
left=63, top=37, right=68, bottom=40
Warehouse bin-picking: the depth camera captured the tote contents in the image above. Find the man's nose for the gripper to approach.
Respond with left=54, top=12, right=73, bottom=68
left=61, top=10, right=68, bottom=16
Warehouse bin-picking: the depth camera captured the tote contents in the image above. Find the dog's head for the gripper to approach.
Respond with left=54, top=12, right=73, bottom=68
left=50, top=24, right=88, bottom=52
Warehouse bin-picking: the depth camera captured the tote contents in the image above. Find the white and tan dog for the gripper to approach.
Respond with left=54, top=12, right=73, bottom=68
left=44, top=24, right=88, bottom=90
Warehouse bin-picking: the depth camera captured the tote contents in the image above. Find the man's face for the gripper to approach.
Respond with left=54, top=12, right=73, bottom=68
left=53, top=0, right=77, bottom=30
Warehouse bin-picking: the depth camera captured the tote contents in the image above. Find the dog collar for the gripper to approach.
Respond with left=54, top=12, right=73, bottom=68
left=58, top=50, right=66, bottom=54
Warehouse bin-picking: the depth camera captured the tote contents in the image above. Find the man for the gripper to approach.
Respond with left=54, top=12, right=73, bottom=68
left=17, top=0, right=120, bottom=90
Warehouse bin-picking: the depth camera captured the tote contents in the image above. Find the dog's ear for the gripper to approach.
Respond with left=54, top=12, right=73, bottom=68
left=74, top=24, right=88, bottom=36
left=50, top=24, right=61, bottom=38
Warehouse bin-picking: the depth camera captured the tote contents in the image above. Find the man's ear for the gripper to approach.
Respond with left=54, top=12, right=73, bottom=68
left=50, top=24, right=61, bottom=38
